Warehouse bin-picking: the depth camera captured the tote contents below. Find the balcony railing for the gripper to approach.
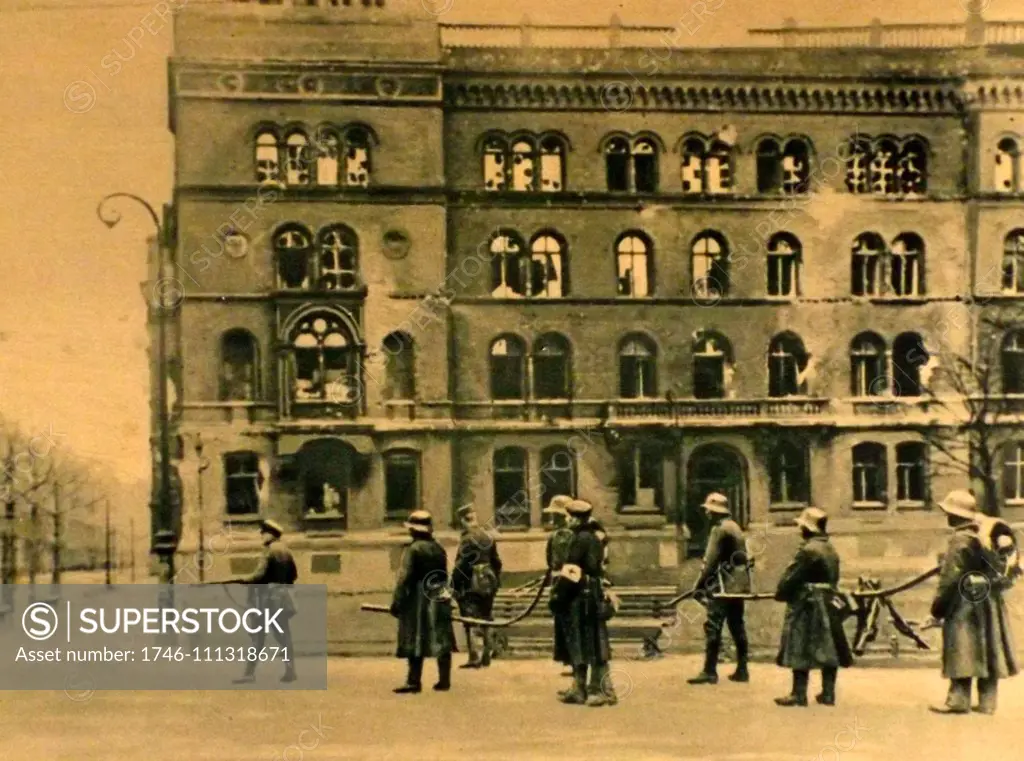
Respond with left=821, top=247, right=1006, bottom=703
left=609, top=398, right=832, bottom=419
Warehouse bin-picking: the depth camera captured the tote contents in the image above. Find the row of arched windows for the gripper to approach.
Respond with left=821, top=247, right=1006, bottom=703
left=477, top=132, right=930, bottom=196
left=482, top=229, right=925, bottom=300
left=255, top=124, right=376, bottom=188
left=486, top=331, right=932, bottom=401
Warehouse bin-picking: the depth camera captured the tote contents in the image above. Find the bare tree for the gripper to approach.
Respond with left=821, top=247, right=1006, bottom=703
left=922, top=309, right=1024, bottom=517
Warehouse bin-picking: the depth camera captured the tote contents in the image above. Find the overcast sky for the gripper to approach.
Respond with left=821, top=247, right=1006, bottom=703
left=0, top=0, right=1011, bottom=483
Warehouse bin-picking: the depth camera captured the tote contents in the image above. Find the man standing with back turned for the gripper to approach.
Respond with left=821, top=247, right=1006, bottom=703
left=453, top=504, right=502, bottom=669
left=688, top=492, right=752, bottom=685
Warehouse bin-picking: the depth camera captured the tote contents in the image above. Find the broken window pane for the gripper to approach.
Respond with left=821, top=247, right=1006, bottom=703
left=767, top=233, right=799, bottom=297
left=870, top=138, right=899, bottom=195
left=605, top=137, right=630, bottom=191
left=529, top=234, right=565, bottom=298
left=291, top=313, right=355, bottom=402
left=1002, top=331, right=1024, bottom=394
left=890, top=233, right=923, bottom=297
left=692, top=233, right=728, bottom=299
left=632, top=138, right=659, bottom=192
left=996, top=137, right=1021, bottom=193
left=1003, top=229, right=1024, bottom=293
left=384, top=450, right=419, bottom=519
left=706, top=141, right=732, bottom=193
left=619, top=336, right=656, bottom=398
left=511, top=139, right=536, bottom=191
left=490, top=232, right=527, bottom=298
left=768, top=333, right=807, bottom=397
left=255, top=131, right=280, bottom=183
left=224, top=452, right=262, bottom=516
left=845, top=137, right=871, bottom=194
left=490, top=336, right=526, bottom=399
left=533, top=333, right=571, bottom=399
left=756, top=138, right=782, bottom=193
left=770, top=442, right=809, bottom=505
left=483, top=136, right=507, bottom=191
left=315, top=129, right=340, bottom=186
left=616, top=234, right=650, bottom=297
left=274, top=225, right=314, bottom=289
left=892, top=332, right=927, bottom=398
left=898, top=138, right=927, bottom=195
left=850, top=332, right=887, bottom=396
left=220, top=329, right=258, bottom=401
left=318, top=225, right=359, bottom=290
left=382, top=331, right=415, bottom=400
left=680, top=137, right=705, bottom=193
left=781, top=138, right=810, bottom=194
left=539, top=136, right=565, bottom=191
left=851, top=233, right=884, bottom=297
left=285, top=132, right=311, bottom=186
left=693, top=332, right=729, bottom=400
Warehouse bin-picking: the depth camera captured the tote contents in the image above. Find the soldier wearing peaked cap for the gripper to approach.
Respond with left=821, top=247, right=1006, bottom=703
left=774, top=507, right=853, bottom=707
left=544, top=496, right=576, bottom=674
left=390, top=511, right=457, bottom=694
left=688, top=493, right=752, bottom=685
left=230, top=519, right=298, bottom=684
left=550, top=499, right=617, bottom=707
left=928, top=490, right=1019, bottom=715
left=452, top=504, right=502, bottom=669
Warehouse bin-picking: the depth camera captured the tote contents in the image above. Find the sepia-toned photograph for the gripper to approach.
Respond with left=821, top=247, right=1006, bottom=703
left=1, top=0, right=1023, bottom=758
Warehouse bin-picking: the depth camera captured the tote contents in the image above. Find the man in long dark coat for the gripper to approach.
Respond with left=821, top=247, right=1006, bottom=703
left=390, top=510, right=457, bottom=693
left=774, top=507, right=854, bottom=707
left=452, top=504, right=502, bottom=668
left=550, top=499, right=616, bottom=707
left=688, top=492, right=752, bottom=685
left=231, top=519, right=298, bottom=684
left=544, top=495, right=575, bottom=674
left=928, top=490, right=1019, bottom=715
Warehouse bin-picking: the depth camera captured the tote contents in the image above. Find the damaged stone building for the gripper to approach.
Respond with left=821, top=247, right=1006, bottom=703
left=160, top=0, right=1024, bottom=587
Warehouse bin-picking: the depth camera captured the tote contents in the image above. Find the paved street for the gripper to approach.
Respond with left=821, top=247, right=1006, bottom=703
left=3, top=656, right=1020, bottom=761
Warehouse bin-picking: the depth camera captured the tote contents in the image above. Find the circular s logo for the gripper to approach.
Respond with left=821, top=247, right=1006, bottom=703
left=23, top=602, right=59, bottom=641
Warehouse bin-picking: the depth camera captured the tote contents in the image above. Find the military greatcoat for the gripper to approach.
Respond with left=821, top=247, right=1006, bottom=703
left=547, top=526, right=575, bottom=664
left=931, top=527, right=1019, bottom=681
left=775, top=535, right=854, bottom=671
left=391, top=537, right=457, bottom=659
left=551, top=522, right=612, bottom=667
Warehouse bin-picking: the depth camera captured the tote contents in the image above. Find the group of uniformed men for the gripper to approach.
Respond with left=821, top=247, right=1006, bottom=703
left=384, top=486, right=1019, bottom=713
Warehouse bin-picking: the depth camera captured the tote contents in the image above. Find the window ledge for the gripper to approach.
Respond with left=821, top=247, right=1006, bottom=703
left=224, top=515, right=263, bottom=525
left=304, top=511, right=345, bottom=521
left=618, top=506, right=664, bottom=515
left=1004, top=499, right=1024, bottom=507
left=852, top=501, right=888, bottom=511
left=896, top=501, right=930, bottom=511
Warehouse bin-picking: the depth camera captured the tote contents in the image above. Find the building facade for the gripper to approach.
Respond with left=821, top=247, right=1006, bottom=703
left=160, top=1, right=1024, bottom=588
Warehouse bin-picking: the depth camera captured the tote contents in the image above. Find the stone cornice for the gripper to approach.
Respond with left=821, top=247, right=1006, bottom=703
left=964, top=79, right=1024, bottom=109
left=170, top=61, right=443, bottom=104
left=444, top=79, right=965, bottom=115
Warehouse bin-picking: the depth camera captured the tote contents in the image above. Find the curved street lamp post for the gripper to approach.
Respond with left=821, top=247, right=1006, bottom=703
left=96, top=193, right=177, bottom=590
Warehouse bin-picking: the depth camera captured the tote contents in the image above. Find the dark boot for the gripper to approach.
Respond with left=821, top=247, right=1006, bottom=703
left=930, top=678, right=970, bottom=714
left=233, top=660, right=257, bottom=684
left=775, top=669, right=808, bottom=707
left=280, top=662, right=297, bottom=684
left=727, top=608, right=750, bottom=682
left=433, top=654, right=452, bottom=691
left=688, top=637, right=721, bottom=684
left=587, top=662, right=618, bottom=706
left=816, top=667, right=837, bottom=705
left=394, top=657, right=423, bottom=694
left=974, top=677, right=997, bottom=715
left=558, top=665, right=587, bottom=704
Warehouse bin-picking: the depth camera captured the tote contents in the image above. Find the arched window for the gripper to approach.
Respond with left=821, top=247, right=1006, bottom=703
left=845, top=136, right=871, bottom=194
left=511, top=138, right=537, bottom=191
left=317, top=225, right=359, bottom=290
left=290, top=312, right=359, bottom=403
left=850, top=333, right=887, bottom=397
left=706, top=140, right=733, bottom=194
left=680, top=136, right=705, bottom=194
left=1002, top=229, right=1024, bottom=294
left=995, top=137, right=1021, bottom=193
left=529, top=232, right=567, bottom=298
left=312, top=128, right=340, bottom=186
left=604, top=135, right=659, bottom=192
left=604, top=136, right=631, bottom=191
left=691, top=232, right=729, bottom=300
left=768, top=333, right=807, bottom=397
left=255, top=131, right=281, bottom=184
left=616, top=232, right=652, bottom=297
left=781, top=138, right=811, bottom=194
left=767, top=233, right=800, bottom=297
left=852, top=442, right=887, bottom=505
left=895, top=442, right=927, bottom=504
left=756, top=137, right=782, bottom=193
left=770, top=441, right=809, bottom=506
left=619, top=335, right=657, bottom=399
left=539, top=135, right=566, bottom=192
left=284, top=131, right=311, bottom=186
left=493, top=447, right=529, bottom=528
left=892, top=333, right=928, bottom=397
left=693, top=331, right=731, bottom=400
left=1002, top=330, right=1024, bottom=394
left=489, top=230, right=528, bottom=298
left=890, top=233, right=924, bottom=297
left=852, top=233, right=885, bottom=297
left=898, top=137, right=927, bottom=195
left=632, top=137, right=659, bottom=192
left=274, top=224, right=314, bottom=289
left=483, top=135, right=508, bottom=191
left=533, top=333, right=571, bottom=400
left=540, top=445, right=576, bottom=507
left=490, top=335, right=526, bottom=400
left=220, top=329, right=259, bottom=401
left=343, top=126, right=372, bottom=187
left=870, top=137, right=899, bottom=195
left=382, top=331, right=415, bottom=401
